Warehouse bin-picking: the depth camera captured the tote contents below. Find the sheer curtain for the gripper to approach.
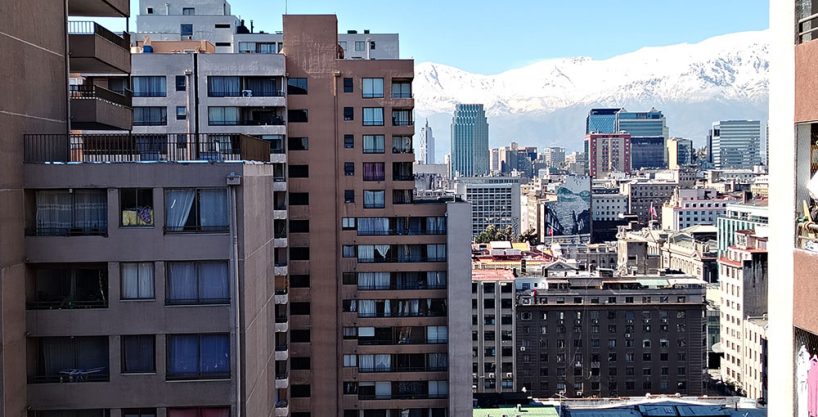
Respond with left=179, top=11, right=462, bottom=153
left=198, top=262, right=229, bottom=302
left=121, top=262, right=154, bottom=299
left=245, top=78, right=276, bottom=96
left=383, top=299, right=391, bottom=317
left=166, top=189, right=195, bottom=230
left=358, top=245, right=374, bottom=262
left=359, top=354, right=374, bottom=371
left=358, top=272, right=375, bottom=288
left=200, top=334, right=230, bottom=375
left=168, top=262, right=197, bottom=303
left=373, top=272, right=390, bottom=289
left=375, top=245, right=390, bottom=262
left=374, top=354, right=390, bottom=371
left=209, top=76, right=240, bottom=96
left=199, top=189, right=228, bottom=229
left=73, top=190, right=107, bottom=232
left=36, top=190, right=72, bottom=234
left=426, top=272, right=446, bottom=288
left=42, top=337, right=75, bottom=376
left=168, top=336, right=198, bottom=376
left=359, top=300, right=375, bottom=316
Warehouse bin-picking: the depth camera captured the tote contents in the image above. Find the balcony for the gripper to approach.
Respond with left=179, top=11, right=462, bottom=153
left=275, top=315, right=289, bottom=332
left=29, top=336, right=109, bottom=383
left=24, top=133, right=271, bottom=164
left=275, top=404, right=289, bottom=417
left=70, top=85, right=132, bottom=130
left=68, top=0, right=129, bottom=17
left=27, top=265, right=108, bottom=310
left=68, top=21, right=131, bottom=74
left=275, top=371, right=289, bottom=389
left=275, top=344, right=289, bottom=361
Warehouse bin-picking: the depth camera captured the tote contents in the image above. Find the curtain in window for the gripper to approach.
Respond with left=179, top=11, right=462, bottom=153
left=374, top=245, right=390, bottom=261
left=133, top=76, right=166, bottom=97
left=238, top=42, right=254, bottom=53
left=383, top=299, right=391, bottom=317
left=358, top=327, right=375, bottom=337
left=359, top=300, right=375, bottom=316
left=208, top=76, right=240, bottom=97
left=359, top=354, right=374, bottom=370
left=198, top=262, right=229, bottom=302
left=199, top=189, right=228, bottom=229
left=363, top=108, right=384, bottom=125
left=357, top=245, right=374, bottom=262
left=123, top=335, right=153, bottom=372
left=168, top=262, right=197, bottom=303
left=257, top=43, right=276, bottom=53
left=375, top=381, right=391, bottom=397
left=363, top=191, right=385, bottom=208
left=76, top=337, right=108, bottom=370
left=408, top=245, right=422, bottom=262
left=358, top=272, right=374, bottom=288
left=426, top=217, right=446, bottom=234
left=245, top=78, right=277, bottom=96
left=363, top=163, right=385, bottom=180
left=121, top=262, right=154, bottom=299
left=409, top=299, right=420, bottom=316
left=374, top=354, right=390, bottom=371
left=73, top=190, right=107, bottom=232
left=200, top=334, right=230, bottom=375
left=392, top=110, right=411, bottom=125
left=41, top=337, right=75, bottom=376
left=363, top=135, right=384, bottom=153
left=358, top=217, right=389, bottom=234
left=168, top=335, right=199, bottom=376
left=166, top=189, right=195, bottom=230
left=373, top=272, right=390, bottom=289
left=208, top=107, right=240, bottom=125
left=428, top=353, right=447, bottom=370
left=36, top=190, right=72, bottom=234
left=429, top=381, right=448, bottom=396
left=426, top=271, right=446, bottom=288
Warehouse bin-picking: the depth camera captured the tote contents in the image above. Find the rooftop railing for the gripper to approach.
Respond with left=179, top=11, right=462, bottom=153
left=24, top=133, right=271, bottom=163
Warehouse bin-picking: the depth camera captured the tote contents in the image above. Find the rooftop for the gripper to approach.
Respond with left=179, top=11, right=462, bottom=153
left=473, top=407, right=559, bottom=417
left=472, top=269, right=516, bottom=282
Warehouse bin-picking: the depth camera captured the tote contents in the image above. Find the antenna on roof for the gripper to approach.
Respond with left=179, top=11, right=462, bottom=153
left=285, top=0, right=288, bottom=15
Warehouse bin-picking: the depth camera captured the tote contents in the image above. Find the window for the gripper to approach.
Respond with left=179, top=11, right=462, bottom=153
left=33, top=189, right=107, bottom=236
left=392, top=109, right=412, bottom=126
left=344, top=162, right=355, bottom=176
left=133, top=107, right=167, bottom=126
left=287, top=78, right=308, bottom=95
left=363, top=191, right=385, bottom=208
left=291, top=329, right=310, bottom=343
left=344, top=190, right=355, bottom=203
left=291, top=302, right=310, bottom=315
left=165, top=189, right=228, bottom=233
left=344, top=134, right=354, bottom=149
left=360, top=136, right=388, bottom=155
left=344, top=354, right=357, bottom=367
left=290, top=193, right=309, bottom=205
left=182, top=7, right=195, bottom=15
left=343, top=78, right=353, bottom=92
left=363, top=107, right=384, bottom=126
left=343, top=245, right=356, bottom=258
left=392, top=80, right=412, bottom=98
left=355, top=41, right=365, bottom=51
left=370, top=41, right=376, bottom=50
left=166, top=334, right=230, bottom=380
left=120, top=188, right=153, bottom=227
left=124, top=409, right=157, bottom=417
left=292, top=384, right=311, bottom=397
left=290, top=220, right=309, bottom=233
left=180, top=24, right=193, bottom=38
left=166, top=261, right=229, bottom=305
left=122, top=335, right=155, bottom=373
left=207, top=76, right=240, bottom=97
left=342, top=217, right=356, bottom=230
left=291, top=275, right=310, bottom=288
left=121, top=262, right=155, bottom=300
left=176, top=106, right=187, bottom=120
left=175, top=75, right=186, bottom=91
left=291, top=357, right=310, bottom=370
left=362, top=78, right=384, bottom=98
left=363, top=163, right=385, bottom=181
left=289, top=165, right=309, bottom=178
left=132, top=76, right=166, bottom=97
left=288, top=109, right=308, bottom=123
left=215, top=23, right=230, bottom=29
left=207, top=106, right=239, bottom=125
left=392, top=136, right=412, bottom=153
left=291, top=247, right=310, bottom=261
left=288, top=137, right=309, bottom=151
left=215, top=42, right=231, bottom=47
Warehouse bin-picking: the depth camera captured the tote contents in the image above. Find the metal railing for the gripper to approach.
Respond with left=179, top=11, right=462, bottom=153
left=27, top=298, right=108, bottom=310
left=68, top=21, right=130, bottom=49
left=358, top=337, right=448, bottom=346
left=358, top=365, right=448, bottom=373
left=358, top=393, right=448, bottom=400
left=70, top=85, right=131, bottom=107
left=24, top=133, right=271, bottom=163
left=31, top=372, right=110, bottom=383
left=799, top=12, right=818, bottom=43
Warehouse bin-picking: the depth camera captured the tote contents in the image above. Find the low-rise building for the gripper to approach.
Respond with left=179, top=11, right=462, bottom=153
left=661, top=188, right=738, bottom=231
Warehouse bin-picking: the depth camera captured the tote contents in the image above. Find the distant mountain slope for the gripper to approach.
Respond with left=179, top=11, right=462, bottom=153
left=413, top=30, right=769, bottom=159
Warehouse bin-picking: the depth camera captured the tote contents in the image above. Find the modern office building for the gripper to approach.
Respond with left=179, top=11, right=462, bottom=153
left=450, top=104, right=489, bottom=177
left=592, top=193, right=629, bottom=222
left=455, top=176, right=521, bottom=237
left=471, top=269, right=517, bottom=394
left=586, top=108, right=620, bottom=134
left=419, top=119, right=436, bottom=164
left=543, top=147, right=566, bottom=169
left=585, top=133, right=632, bottom=178
left=716, top=201, right=769, bottom=255
left=616, top=109, right=668, bottom=170
left=661, top=188, right=737, bottom=231
left=709, top=120, right=762, bottom=170
left=718, top=229, right=768, bottom=401
left=514, top=265, right=706, bottom=398
left=620, top=180, right=678, bottom=225
left=667, top=137, right=694, bottom=169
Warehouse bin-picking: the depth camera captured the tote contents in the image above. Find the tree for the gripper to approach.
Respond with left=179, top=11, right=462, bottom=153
left=474, top=224, right=515, bottom=243
left=517, top=228, right=538, bottom=245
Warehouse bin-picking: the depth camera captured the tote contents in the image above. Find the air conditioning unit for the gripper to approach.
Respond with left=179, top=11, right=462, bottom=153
left=488, top=373, right=495, bottom=378
left=505, top=372, right=513, bottom=378
left=241, top=89, right=253, bottom=97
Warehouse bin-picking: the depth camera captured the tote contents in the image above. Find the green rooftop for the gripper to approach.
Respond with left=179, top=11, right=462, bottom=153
left=473, top=407, right=560, bottom=417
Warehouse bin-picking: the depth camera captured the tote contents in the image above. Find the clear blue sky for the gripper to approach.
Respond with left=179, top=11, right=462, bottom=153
left=117, top=0, right=768, bottom=74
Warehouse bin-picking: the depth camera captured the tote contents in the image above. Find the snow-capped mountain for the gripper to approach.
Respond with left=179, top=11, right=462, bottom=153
left=414, top=30, right=769, bottom=160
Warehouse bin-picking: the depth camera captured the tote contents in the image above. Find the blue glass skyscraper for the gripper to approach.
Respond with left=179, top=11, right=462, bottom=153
left=450, top=104, right=489, bottom=177
left=586, top=108, right=620, bottom=134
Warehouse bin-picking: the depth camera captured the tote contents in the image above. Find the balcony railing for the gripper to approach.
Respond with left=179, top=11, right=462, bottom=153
left=68, top=21, right=130, bottom=49
left=392, top=119, right=414, bottom=127
left=358, top=365, right=448, bottom=373
left=24, top=133, right=271, bottom=163
left=70, top=85, right=131, bottom=108
left=358, top=337, right=448, bottom=346
left=357, top=229, right=447, bottom=236
left=31, top=370, right=109, bottom=383
left=27, top=299, right=107, bottom=310
left=209, top=117, right=285, bottom=126
left=358, top=393, right=447, bottom=400
left=358, top=256, right=446, bottom=263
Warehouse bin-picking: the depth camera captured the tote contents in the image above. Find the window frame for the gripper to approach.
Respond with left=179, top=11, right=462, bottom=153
left=164, top=188, right=229, bottom=233
left=120, top=188, right=154, bottom=227
left=165, top=260, right=230, bottom=305
left=121, top=334, right=156, bottom=374
left=121, top=262, right=155, bottom=300
left=166, top=333, right=231, bottom=380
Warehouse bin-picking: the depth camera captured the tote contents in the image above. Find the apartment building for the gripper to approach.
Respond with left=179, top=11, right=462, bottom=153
left=281, top=15, right=471, bottom=417
left=661, top=188, right=737, bottom=231
left=742, top=316, right=768, bottom=402
left=716, top=201, right=768, bottom=255
left=454, top=176, right=522, bottom=237
left=585, top=133, right=632, bottom=178
left=718, top=229, right=768, bottom=401
left=620, top=180, right=678, bottom=225
left=471, top=269, right=516, bottom=394
left=514, top=266, right=706, bottom=398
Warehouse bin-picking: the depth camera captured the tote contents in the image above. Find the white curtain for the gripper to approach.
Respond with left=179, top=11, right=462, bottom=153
left=168, top=262, right=197, bottom=302
left=73, top=190, right=107, bottom=232
left=409, top=299, right=420, bottom=316
left=375, top=354, right=391, bottom=371
left=358, top=217, right=389, bottom=234
left=359, top=354, right=374, bottom=371
left=199, top=189, right=228, bottom=228
left=426, top=217, right=446, bottom=234
left=375, top=245, right=390, bottom=261
left=358, top=273, right=375, bottom=288
left=427, top=326, right=447, bottom=343
left=427, top=272, right=446, bottom=288
left=358, top=245, right=375, bottom=262
left=358, top=327, right=375, bottom=337
left=383, top=299, right=391, bottom=317
left=359, top=299, right=375, bottom=316
left=198, top=261, right=229, bottom=301
left=121, top=262, right=154, bottom=299
left=374, top=272, right=390, bottom=289
left=166, top=189, right=195, bottom=229
left=36, top=190, right=72, bottom=233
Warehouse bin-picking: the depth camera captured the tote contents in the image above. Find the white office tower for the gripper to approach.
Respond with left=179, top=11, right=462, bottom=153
left=418, top=119, right=435, bottom=164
